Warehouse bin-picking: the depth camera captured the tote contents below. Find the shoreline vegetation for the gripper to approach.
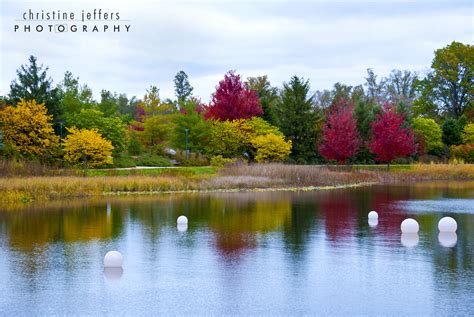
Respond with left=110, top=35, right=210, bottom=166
left=1, top=43, right=472, bottom=205
left=1, top=163, right=474, bottom=204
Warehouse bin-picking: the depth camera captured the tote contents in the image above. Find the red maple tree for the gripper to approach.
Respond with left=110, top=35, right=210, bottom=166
left=319, top=103, right=361, bottom=164
left=205, top=71, right=262, bottom=120
left=368, top=105, right=416, bottom=165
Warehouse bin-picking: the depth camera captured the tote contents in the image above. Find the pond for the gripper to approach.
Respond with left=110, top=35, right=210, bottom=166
left=0, top=182, right=473, bottom=315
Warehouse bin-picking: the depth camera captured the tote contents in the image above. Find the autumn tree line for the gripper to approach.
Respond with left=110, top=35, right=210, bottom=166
left=0, top=41, right=472, bottom=168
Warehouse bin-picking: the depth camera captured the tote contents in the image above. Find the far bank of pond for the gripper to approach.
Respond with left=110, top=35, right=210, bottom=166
left=1, top=163, right=474, bottom=204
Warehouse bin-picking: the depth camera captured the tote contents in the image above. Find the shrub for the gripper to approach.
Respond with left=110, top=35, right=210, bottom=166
left=175, top=150, right=209, bottom=166
left=210, top=155, right=236, bottom=167
left=63, top=127, right=114, bottom=168
left=136, top=153, right=172, bottom=167
left=205, top=120, right=246, bottom=157
left=205, top=117, right=287, bottom=159
left=111, top=154, right=136, bottom=168
left=418, top=154, right=444, bottom=164
left=251, top=134, right=292, bottom=162
left=412, top=117, right=443, bottom=153
left=450, top=144, right=474, bottom=163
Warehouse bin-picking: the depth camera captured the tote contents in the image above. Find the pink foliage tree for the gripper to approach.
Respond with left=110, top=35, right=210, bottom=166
left=319, top=103, right=361, bottom=164
left=205, top=71, right=262, bottom=120
left=368, top=104, right=416, bottom=165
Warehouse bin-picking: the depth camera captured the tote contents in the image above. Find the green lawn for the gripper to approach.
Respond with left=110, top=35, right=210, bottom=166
left=86, top=166, right=217, bottom=177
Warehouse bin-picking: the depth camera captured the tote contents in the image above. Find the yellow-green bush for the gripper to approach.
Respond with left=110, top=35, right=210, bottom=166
left=206, top=117, right=288, bottom=160
left=210, top=155, right=237, bottom=167
left=251, top=134, right=292, bottom=162
left=206, top=120, right=246, bottom=157
left=411, top=117, right=443, bottom=153
left=461, top=123, right=474, bottom=144
left=64, top=127, right=114, bottom=168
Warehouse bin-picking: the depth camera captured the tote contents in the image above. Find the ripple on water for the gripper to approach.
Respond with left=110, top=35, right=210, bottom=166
left=395, top=199, right=474, bottom=214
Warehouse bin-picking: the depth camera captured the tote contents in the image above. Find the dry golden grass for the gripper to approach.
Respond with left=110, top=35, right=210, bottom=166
left=0, top=175, right=202, bottom=203
left=222, top=164, right=377, bottom=186
left=373, top=163, right=474, bottom=183
left=0, top=159, right=79, bottom=177
left=1, top=163, right=473, bottom=204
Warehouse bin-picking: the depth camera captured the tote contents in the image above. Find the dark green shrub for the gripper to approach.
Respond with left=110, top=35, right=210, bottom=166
left=112, top=154, right=136, bottom=168
left=137, top=154, right=172, bottom=167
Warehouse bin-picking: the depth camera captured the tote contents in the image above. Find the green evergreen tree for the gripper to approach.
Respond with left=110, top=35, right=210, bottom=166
left=354, top=100, right=379, bottom=140
left=442, top=117, right=465, bottom=146
left=353, top=100, right=379, bottom=163
left=8, top=55, right=61, bottom=122
left=273, top=76, right=317, bottom=162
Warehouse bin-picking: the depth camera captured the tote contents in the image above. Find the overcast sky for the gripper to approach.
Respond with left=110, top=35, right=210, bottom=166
left=0, top=0, right=472, bottom=102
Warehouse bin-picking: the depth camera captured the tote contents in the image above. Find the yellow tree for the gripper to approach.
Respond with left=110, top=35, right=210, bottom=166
left=63, top=127, right=113, bottom=168
left=0, top=99, right=59, bottom=158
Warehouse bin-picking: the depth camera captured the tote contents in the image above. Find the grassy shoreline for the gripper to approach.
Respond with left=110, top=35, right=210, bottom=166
left=1, top=163, right=473, bottom=204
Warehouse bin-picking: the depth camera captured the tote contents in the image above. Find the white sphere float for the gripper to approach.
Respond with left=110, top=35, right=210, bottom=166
left=401, top=218, right=419, bottom=233
left=177, top=215, right=188, bottom=225
left=368, top=211, right=378, bottom=220
left=104, top=251, right=123, bottom=268
left=438, top=232, right=457, bottom=248
left=401, top=233, right=419, bottom=248
left=438, top=217, right=457, bottom=233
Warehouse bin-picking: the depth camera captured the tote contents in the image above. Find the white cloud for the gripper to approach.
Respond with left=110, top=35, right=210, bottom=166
left=1, top=0, right=472, bottom=101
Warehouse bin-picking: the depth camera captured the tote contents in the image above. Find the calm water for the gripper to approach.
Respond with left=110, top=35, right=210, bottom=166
left=0, top=183, right=473, bottom=316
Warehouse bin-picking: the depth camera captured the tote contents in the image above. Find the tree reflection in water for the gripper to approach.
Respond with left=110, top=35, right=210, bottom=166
left=0, top=182, right=472, bottom=301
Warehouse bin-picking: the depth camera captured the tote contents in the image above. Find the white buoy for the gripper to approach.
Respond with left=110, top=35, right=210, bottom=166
left=177, top=223, right=188, bottom=232
left=401, top=218, right=419, bottom=233
left=177, top=215, right=188, bottom=225
left=104, top=251, right=123, bottom=268
left=438, top=232, right=457, bottom=248
left=438, top=217, right=457, bottom=233
left=368, top=211, right=378, bottom=220
left=368, top=218, right=378, bottom=227
left=401, top=233, right=419, bottom=247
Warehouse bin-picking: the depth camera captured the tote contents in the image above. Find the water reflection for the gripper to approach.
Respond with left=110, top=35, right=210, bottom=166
left=438, top=232, right=458, bottom=248
left=177, top=223, right=188, bottom=232
left=104, top=267, right=124, bottom=281
left=401, top=233, right=419, bottom=247
left=0, top=183, right=473, bottom=315
left=368, top=218, right=378, bottom=227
